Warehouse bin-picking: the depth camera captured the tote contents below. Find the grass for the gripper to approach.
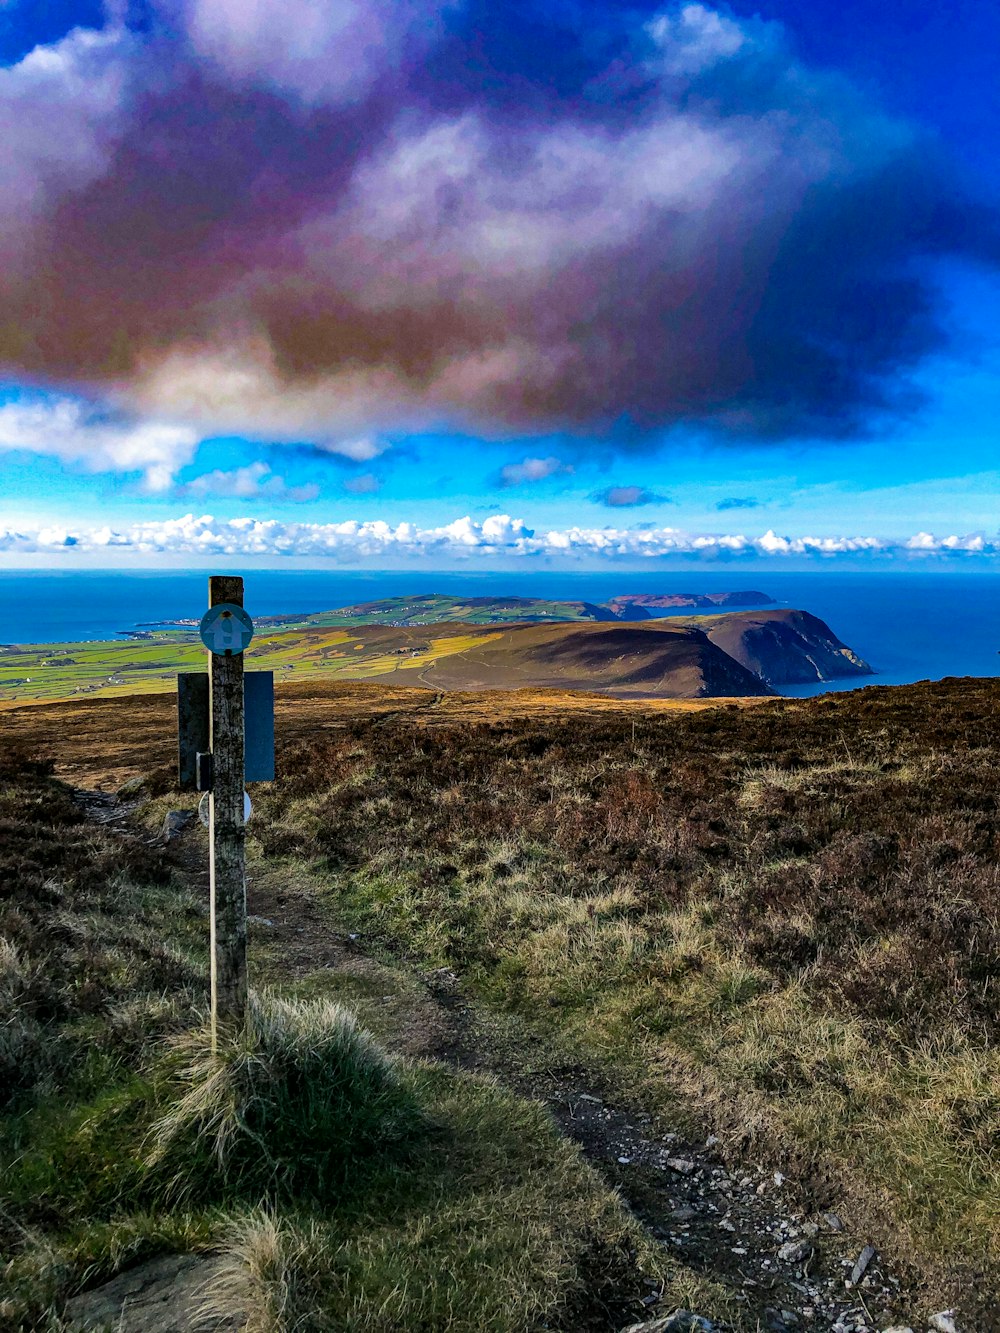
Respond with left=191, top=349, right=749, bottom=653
left=0, top=748, right=668, bottom=1331
left=217, top=1065, right=661, bottom=1333
left=147, top=994, right=421, bottom=1203
left=0, top=623, right=507, bottom=705
left=244, top=676, right=1000, bottom=1320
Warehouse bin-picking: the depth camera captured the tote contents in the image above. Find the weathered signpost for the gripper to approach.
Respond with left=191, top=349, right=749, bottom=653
left=177, top=576, right=274, bottom=1048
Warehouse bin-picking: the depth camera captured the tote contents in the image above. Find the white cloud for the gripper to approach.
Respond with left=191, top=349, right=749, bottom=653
left=0, top=396, right=199, bottom=492
left=905, top=531, right=988, bottom=553
left=181, top=460, right=319, bottom=501
left=647, top=4, right=751, bottom=76
left=317, top=437, right=391, bottom=463
left=499, top=456, right=573, bottom=486
left=1, top=516, right=995, bottom=563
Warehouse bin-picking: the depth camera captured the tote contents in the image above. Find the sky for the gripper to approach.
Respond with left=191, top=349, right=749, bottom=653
left=0, top=0, right=998, bottom=570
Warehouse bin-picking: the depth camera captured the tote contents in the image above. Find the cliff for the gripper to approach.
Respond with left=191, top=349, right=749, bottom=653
left=700, top=608, right=873, bottom=686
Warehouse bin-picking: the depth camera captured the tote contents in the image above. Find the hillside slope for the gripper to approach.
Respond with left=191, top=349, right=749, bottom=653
left=418, top=622, right=773, bottom=697
left=697, top=608, right=872, bottom=685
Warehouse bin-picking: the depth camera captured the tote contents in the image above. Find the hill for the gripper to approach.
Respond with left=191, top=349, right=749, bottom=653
left=0, top=607, right=868, bottom=706
left=605, top=591, right=773, bottom=617
left=1, top=676, right=996, bottom=1331
left=140, top=590, right=778, bottom=632
left=693, top=607, right=872, bottom=686
left=410, top=621, right=773, bottom=697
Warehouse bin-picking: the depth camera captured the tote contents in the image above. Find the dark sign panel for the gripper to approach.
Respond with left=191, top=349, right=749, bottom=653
left=177, top=670, right=275, bottom=789
left=245, top=671, right=275, bottom=783
left=177, top=672, right=209, bottom=791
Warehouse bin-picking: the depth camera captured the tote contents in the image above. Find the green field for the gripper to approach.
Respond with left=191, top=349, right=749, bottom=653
left=0, top=625, right=508, bottom=705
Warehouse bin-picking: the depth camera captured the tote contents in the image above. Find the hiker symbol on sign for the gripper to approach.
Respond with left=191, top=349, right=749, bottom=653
left=199, top=603, right=254, bottom=655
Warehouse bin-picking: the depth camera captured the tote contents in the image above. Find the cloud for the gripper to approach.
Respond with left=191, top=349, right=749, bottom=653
left=314, top=437, right=391, bottom=463
left=716, top=496, right=762, bottom=510
left=181, top=460, right=319, bottom=501
left=499, top=456, right=573, bottom=486
left=0, top=2, right=994, bottom=449
left=343, top=472, right=380, bottom=494
left=1, top=515, right=995, bottom=563
left=0, top=394, right=199, bottom=491
left=904, top=530, right=990, bottom=553
left=594, top=486, right=667, bottom=507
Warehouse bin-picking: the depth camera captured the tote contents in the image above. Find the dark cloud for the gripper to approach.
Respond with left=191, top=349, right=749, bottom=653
left=717, top=496, right=761, bottom=510
left=0, top=1, right=996, bottom=448
left=594, top=485, right=668, bottom=507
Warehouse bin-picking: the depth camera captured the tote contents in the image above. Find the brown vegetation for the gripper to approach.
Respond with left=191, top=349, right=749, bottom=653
left=244, top=676, right=1000, bottom=1320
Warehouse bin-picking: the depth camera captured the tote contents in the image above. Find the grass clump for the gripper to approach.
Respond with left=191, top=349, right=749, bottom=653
left=148, top=993, right=421, bottom=1204
left=220, top=1066, right=666, bottom=1333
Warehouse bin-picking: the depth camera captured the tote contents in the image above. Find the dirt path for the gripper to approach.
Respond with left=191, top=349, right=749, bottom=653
left=79, top=790, right=931, bottom=1333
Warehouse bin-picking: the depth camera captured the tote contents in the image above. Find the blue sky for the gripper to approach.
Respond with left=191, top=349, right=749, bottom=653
left=0, top=1, right=997, bottom=569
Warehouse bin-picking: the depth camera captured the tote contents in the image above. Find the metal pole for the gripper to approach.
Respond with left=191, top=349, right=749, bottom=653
left=208, top=574, right=247, bottom=1045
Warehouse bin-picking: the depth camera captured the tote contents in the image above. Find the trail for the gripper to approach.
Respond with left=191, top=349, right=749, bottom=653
left=75, top=788, right=925, bottom=1333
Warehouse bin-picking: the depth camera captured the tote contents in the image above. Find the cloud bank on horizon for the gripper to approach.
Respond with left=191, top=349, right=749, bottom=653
left=1, top=0, right=997, bottom=456
left=0, top=513, right=993, bottom=564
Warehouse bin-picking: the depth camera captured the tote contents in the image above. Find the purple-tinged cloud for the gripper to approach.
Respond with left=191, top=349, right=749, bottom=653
left=0, top=2, right=996, bottom=447
left=499, top=456, right=573, bottom=486
left=595, top=486, right=668, bottom=507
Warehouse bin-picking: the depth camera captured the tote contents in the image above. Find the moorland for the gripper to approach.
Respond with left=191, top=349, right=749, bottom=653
left=1, top=672, right=996, bottom=1331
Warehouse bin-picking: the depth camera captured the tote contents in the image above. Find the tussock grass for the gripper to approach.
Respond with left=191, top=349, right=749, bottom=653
left=148, top=993, right=421, bottom=1203
left=219, top=1065, right=668, bottom=1333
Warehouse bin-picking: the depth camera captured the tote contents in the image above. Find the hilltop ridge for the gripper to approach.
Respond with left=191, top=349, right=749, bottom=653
left=139, top=590, right=777, bottom=633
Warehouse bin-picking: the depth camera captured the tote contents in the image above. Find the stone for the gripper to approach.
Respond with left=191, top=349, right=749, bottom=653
left=777, top=1240, right=812, bottom=1263
left=773, top=1171, right=786, bottom=1186
left=158, top=810, right=194, bottom=842
left=619, top=1313, right=713, bottom=1333
left=928, top=1314, right=960, bottom=1333
left=116, top=774, right=149, bottom=802
left=666, top=1157, right=697, bottom=1175
left=64, top=1253, right=247, bottom=1332
left=850, top=1244, right=877, bottom=1285
left=880, top=1326, right=915, bottom=1333
left=824, top=1212, right=844, bottom=1231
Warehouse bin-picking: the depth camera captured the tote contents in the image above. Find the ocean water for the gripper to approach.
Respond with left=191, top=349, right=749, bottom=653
left=0, top=568, right=996, bottom=698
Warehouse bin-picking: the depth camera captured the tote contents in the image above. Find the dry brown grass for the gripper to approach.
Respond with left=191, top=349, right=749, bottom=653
left=244, top=676, right=1000, bottom=1321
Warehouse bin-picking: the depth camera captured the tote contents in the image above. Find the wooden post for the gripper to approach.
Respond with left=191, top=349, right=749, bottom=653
left=208, top=574, right=247, bottom=1044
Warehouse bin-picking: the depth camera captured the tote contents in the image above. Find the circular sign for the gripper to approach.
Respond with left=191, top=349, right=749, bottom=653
left=199, top=603, right=254, bottom=656
left=198, top=791, right=252, bottom=827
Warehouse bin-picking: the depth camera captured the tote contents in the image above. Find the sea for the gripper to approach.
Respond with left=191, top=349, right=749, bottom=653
left=0, top=568, right=997, bottom=698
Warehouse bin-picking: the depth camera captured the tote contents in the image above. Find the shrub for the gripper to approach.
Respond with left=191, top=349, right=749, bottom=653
left=147, top=994, right=421, bottom=1203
